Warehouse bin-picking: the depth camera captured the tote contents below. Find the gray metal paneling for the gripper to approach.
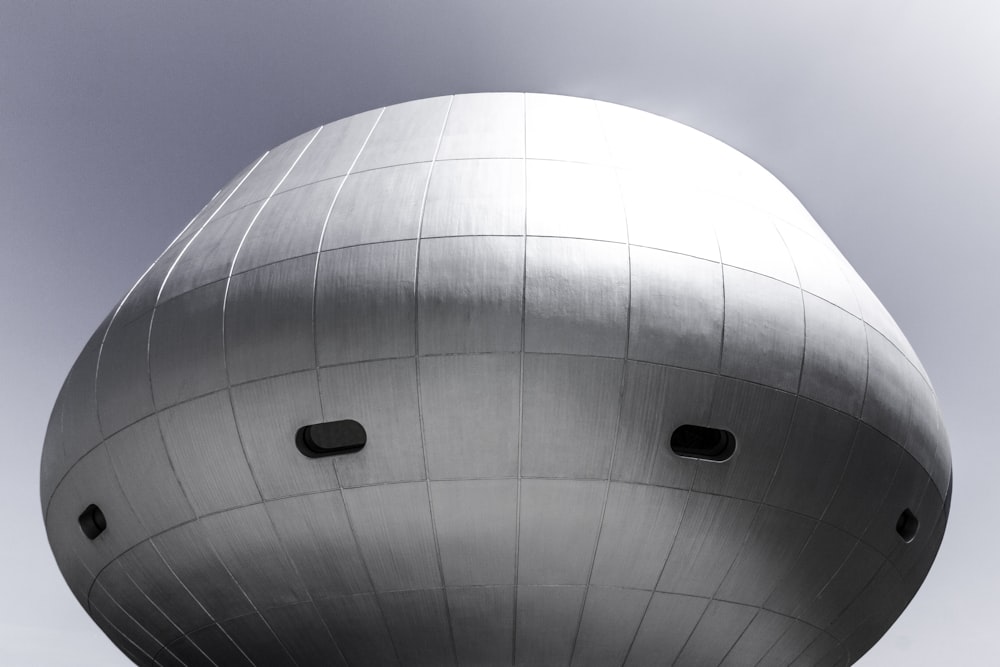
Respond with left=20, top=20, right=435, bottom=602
left=525, top=94, right=608, bottom=164
left=906, top=377, right=951, bottom=498
left=265, top=491, right=372, bottom=597
left=230, top=371, right=337, bottom=500
left=260, top=603, right=349, bottom=667
left=518, top=479, right=606, bottom=584
left=417, top=235, right=524, bottom=355
left=617, top=172, right=721, bottom=261
left=420, top=354, right=520, bottom=480
left=104, top=415, right=195, bottom=535
left=379, top=588, right=456, bottom=666
left=570, top=587, right=649, bottom=667
left=764, top=521, right=855, bottom=617
left=152, top=520, right=256, bottom=621
left=862, top=452, right=928, bottom=557
left=524, top=237, right=628, bottom=357
left=318, top=358, right=426, bottom=487
left=186, top=624, right=253, bottom=667
left=799, top=542, right=883, bottom=629
left=861, top=327, right=915, bottom=447
left=314, top=594, right=399, bottom=666
left=778, top=223, right=860, bottom=317
left=97, top=560, right=182, bottom=648
left=447, top=586, right=515, bottom=667
left=158, top=206, right=257, bottom=303
left=116, top=541, right=212, bottom=635
left=213, top=129, right=318, bottom=218
left=233, top=178, right=339, bottom=274
left=149, top=280, right=227, bottom=409
left=764, top=398, right=859, bottom=519
left=47, top=445, right=145, bottom=575
left=675, top=599, right=758, bottom=666
left=225, top=255, right=316, bottom=384
left=625, top=592, right=708, bottom=666
left=354, top=96, right=451, bottom=171
left=521, top=354, right=623, bottom=479
left=715, top=505, right=815, bottom=606
left=591, top=482, right=686, bottom=590
left=438, top=93, right=524, bottom=160
left=514, top=585, right=586, bottom=667
left=629, top=246, right=723, bottom=371
left=53, top=319, right=105, bottom=466
left=719, top=610, right=793, bottom=667
left=611, top=363, right=713, bottom=489
left=89, top=585, right=161, bottom=660
left=96, top=308, right=155, bottom=437
left=721, top=266, right=804, bottom=392
left=322, top=163, right=431, bottom=250
left=278, top=108, right=381, bottom=191
left=199, top=504, right=310, bottom=609
left=158, top=390, right=261, bottom=515
left=800, top=293, right=868, bottom=417
left=422, top=159, right=525, bottom=237
left=115, top=241, right=184, bottom=326
left=888, top=474, right=945, bottom=576
left=694, top=376, right=798, bottom=502
left=342, top=482, right=441, bottom=590
left=430, top=480, right=517, bottom=586
left=219, top=613, right=298, bottom=667
left=715, top=205, right=799, bottom=285
left=822, top=423, right=901, bottom=538
left=657, top=493, right=759, bottom=597
left=757, top=620, right=821, bottom=667
left=525, top=160, right=626, bottom=243
left=315, top=240, right=417, bottom=366
left=792, top=633, right=841, bottom=667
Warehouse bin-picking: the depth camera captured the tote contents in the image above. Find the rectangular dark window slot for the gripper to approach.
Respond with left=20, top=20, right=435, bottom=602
left=297, top=420, right=367, bottom=458
left=670, top=425, right=736, bottom=461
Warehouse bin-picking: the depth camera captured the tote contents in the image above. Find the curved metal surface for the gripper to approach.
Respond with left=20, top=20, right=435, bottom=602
left=41, top=93, right=952, bottom=666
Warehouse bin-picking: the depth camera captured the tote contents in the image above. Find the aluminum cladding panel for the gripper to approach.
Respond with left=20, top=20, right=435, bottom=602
left=42, top=93, right=951, bottom=666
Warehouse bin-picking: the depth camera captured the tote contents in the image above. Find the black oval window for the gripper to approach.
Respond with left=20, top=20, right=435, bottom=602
left=296, top=420, right=367, bottom=458
left=896, top=508, right=919, bottom=543
left=79, top=504, right=107, bottom=540
left=670, top=425, right=736, bottom=462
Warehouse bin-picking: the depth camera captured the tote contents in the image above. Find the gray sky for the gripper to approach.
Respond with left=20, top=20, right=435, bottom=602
left=2, top=2, right=996, bottom=664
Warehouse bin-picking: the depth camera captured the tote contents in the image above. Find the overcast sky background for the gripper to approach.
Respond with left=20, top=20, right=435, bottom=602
left=1, top=2, right=997, bottom=665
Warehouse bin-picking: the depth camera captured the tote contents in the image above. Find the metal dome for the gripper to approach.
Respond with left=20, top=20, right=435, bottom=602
left=41, top=93, right=951, bottom=666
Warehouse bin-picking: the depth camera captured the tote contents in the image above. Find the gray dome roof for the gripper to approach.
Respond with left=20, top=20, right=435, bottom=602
left=42, top=93, right=951, bottom=666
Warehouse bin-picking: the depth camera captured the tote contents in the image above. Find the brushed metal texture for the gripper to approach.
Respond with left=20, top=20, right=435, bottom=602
left=628, top=246, right=723, bottom=371
left=260, top=603, right=349, bottom=667
left=800, top=293, right=868, bottom=416
left=219, top=612, right=297, bottom=666
left=322, top=163, right=431, bottom=250
left=314, top=593, right=399, bottom=666
left=265, top=491, right=371, bottom=596
left=719, top=610, right=794, bottom=667
left=354, top=96, right=451, bottom=172
left=379, top=588, right=456, bottom=666
left=517, top=479, right=605, bottom=584
left=438, top=92, right=524, bottom=160
left=318, top=358, right=425, bottom=487
left=104, top=415, right=195, bottom=534
left=417, top=235, right=524, bottom=355
left=149, top=280, right=227, bottom=408
left=430, top=479, right=517, bottom=586
left=232, top=178, right=340, bottom=274
left=316, top=240, right=417, bottom=366
left=278, top=108, right=381, bottom=192
left=230, top=371, right=337, bottom=499
left=514, top=585, right=587, bottom=667
left=96, top=308, right=155, bottom=436
left=571, top=587, right=649, bottom=667
left=225, top=255, right=316, bottom=384
left=521, top=354, right=623, bottom=479
left=115, top=541, right=212, bottom=635
left=524, top=237, right=628, bottom=356
left=625, top=592, right=709, bottom=666
left=422, top=158, right=525, bottom=237
left=420, top=354, right=520, bottom=479
left=157, top=390, right=261, bottom=515
left=675, top=600, right=758, bottom=666
left=447, top=586, right=514, bottom=666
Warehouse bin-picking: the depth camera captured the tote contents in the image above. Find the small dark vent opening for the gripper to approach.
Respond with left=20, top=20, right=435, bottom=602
left=896, top=508, right=919, bottom=543
left=79, top=504, right=106, bottom=540
left=670, top=425, right=736, bottom=462
left=297, top=420, right=367, bottom=458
